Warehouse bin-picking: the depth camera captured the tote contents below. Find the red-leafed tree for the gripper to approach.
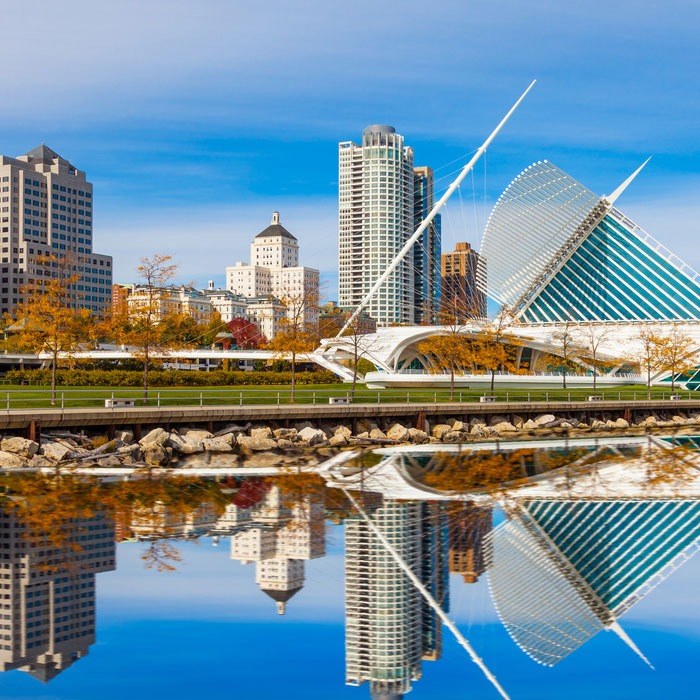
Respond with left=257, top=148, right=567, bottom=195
left=227, top=317, right=266, bottom=349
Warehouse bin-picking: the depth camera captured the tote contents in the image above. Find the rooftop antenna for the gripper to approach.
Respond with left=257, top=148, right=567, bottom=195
left=336, top=80, right=536, bottom=338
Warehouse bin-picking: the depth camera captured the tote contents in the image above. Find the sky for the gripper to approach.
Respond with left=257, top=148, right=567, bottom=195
left=1, top=0, right=698, bottom=299
left=0, top=536, right=698, bottom=699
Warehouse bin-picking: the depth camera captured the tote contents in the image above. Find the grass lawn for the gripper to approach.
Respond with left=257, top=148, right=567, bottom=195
left=0, top=382, right=694, bottom=410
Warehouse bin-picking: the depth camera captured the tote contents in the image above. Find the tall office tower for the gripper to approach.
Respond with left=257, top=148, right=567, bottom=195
left=0, top=507, right=115, bottom=680
left=339, top=125, right=417, bottom=326
left=441, top=241, right=487, bottom=320
left=448, top=504, right=492, bottom=584
left=0, top=145, right=113, bottom=317
left=413, top=167, right=441, bottom=324
left=345, top=499, right=447, bottom=699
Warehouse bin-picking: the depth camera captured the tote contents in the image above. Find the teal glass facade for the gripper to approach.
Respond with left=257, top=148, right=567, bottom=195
left=519, top=214, right=700, bottom=323
left=522, top=499, right=700, bottom=613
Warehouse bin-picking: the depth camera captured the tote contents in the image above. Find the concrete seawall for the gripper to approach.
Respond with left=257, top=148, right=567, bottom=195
left=3, top=399, right=700, bottom=434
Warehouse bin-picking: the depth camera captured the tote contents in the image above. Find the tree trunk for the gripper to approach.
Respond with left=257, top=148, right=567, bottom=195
left=290, top=352, right=296, bottom=403
left=490, top=369, right=496, bottom=393
left=647, top=366, right=651, bottom=400
left=50, top=349, right=57, bottom=406
left=562, top=366, right=567, bottom=389
left=450, top=368, right=455, bottom=400
left=143, top=345, right=150, bottom=402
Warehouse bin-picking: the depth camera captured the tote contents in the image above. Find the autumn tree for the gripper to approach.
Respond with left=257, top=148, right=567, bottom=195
left=228, top=316, right=266, bottom=349
left=655, top=326, right=697, bottom=392
left=8, top=254, right=92, bottom=404
left=115, top=254, right=177, bottom=400
left=576, top=325, right=610, bottom=392
left=550, top=322, right=581, bottom=389
left=267, top=283, right=320, bottom=402
left=322, top=310, right=378, bottom=400
left=476, top=307, right=521, bottom=393
left=636, top=327, right=666, bottom=399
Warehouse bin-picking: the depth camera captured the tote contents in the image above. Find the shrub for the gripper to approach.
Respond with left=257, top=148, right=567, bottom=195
left=6, top=368, right=341, bottom=387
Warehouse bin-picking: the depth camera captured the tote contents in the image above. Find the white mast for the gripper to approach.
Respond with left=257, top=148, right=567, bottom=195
left=341, top=487, right=512, bottom=700
left=336, top=80, right=536, bottom=338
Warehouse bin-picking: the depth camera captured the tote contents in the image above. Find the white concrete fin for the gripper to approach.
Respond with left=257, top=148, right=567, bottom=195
left=605, top=157, right=652, bottom=206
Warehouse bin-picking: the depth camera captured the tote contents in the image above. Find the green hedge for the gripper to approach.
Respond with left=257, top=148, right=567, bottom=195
left=6, top=369, right=340, bottom=387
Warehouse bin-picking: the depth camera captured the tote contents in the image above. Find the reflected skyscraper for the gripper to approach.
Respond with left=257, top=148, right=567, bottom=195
left=486, top=498, right=700, bottom=666
left=449, top=504, right=492, bottom=584
left=345, top=499, right=449, bottom=699
left=0, top=508, right=115, bottom=680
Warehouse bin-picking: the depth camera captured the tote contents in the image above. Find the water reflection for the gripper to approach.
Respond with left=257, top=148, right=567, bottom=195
left=0, top=436, right=699, bottom=697
left=0, top=508, right=115, bottom=680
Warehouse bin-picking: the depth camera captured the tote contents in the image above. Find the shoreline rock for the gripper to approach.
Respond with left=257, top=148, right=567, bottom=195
left=0, top=410, right=699, bottom=471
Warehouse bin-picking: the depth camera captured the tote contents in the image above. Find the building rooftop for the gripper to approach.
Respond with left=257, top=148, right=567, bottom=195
left=255, top=211, right=297, bottom=241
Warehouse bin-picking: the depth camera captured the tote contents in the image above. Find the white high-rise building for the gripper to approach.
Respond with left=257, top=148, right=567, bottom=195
left=226, top=212, right=319, bottom=330
left=339, top=126, right=440, bottom=327
left=0, top=144, right=113, bottom=317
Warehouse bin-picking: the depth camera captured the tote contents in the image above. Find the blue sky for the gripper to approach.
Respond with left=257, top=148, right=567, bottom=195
left=1, top=0, right=698, bottom=297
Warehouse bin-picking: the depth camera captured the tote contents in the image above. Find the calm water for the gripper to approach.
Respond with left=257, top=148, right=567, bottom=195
left=1, top=438, right=698, bottom=699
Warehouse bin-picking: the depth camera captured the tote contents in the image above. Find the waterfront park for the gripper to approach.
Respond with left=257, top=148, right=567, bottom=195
left=1, top=85, right=700, bottom=700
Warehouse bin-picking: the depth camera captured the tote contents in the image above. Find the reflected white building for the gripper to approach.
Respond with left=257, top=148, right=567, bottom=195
left=229, top=485, right=325, bottom=614
left=345, top=499, right=448, bottom=699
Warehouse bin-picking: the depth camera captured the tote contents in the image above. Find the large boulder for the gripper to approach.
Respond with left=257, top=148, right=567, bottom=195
left=143, top=445, right=170, bottom=466
left=0, top=450, right=26, bottom=468
left=250, top=427, right=273, bottom=440
left=97, top=455, right=122, bottom=468
left=140, top=428, right=169, bottom=449
left=431, top=424, right=452, bottom=440
left=41, top=441, right=73, bottom=462
left=273, top=428, right=298, bottom=440
left=333, top=425, right=352, bottom=439
left=180, top=428, right=214, bottom=441
left=408, top=428, right=429, bottom=444
left=237, top=434, right=278, bottom=452
left=522, top=419, right=538, bottom=431
left=443, top=430, right=468, bottom=443
left=369, top=428, right=387, bottom=440
left=534, top=414, right=556, bottom=426
left=1, top=437, right=39, bottom=458
left=491, top=421, right=518, bottom=434
left=386, top=423, right=410, bottom=442
left=356, top=418, right=377, bottom=434
left=328, top=433, right=348, bottom=447
left=202, top=437, right=234, bottom=452
left=297, top=427, right=327, bottom=446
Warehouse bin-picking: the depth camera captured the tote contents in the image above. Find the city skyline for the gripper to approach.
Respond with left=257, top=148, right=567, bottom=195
left=0, top=1, right=698, bottom=299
